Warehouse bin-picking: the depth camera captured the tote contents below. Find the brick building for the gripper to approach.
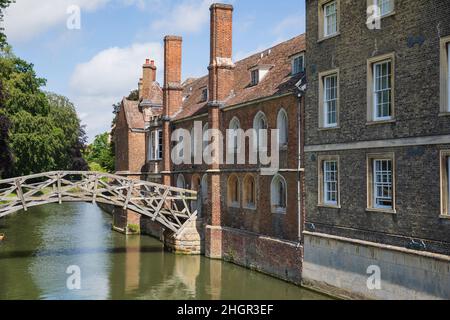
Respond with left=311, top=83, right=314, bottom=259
left=115, top=59, right=163, bottom=182
left=302, top=0, right=450, bottom=299
left=114, top=3, right=306, bottom=283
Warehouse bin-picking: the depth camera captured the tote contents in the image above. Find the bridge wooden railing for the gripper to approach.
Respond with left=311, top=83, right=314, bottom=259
left=0, top=171, right=198, bottom=236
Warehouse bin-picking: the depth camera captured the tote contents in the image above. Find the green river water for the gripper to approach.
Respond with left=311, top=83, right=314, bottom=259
left=0, top=203, right=328, bottom=300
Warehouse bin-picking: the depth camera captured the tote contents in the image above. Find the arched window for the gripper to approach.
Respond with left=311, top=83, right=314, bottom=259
left=277, top=109, right=288, bottom=147
left=227, top=174, right=240, bottom=208
left=229, top=117, right=241, bottom=156
left=243, top=174, right=256, bottom=209
left=176, top=174, right=186, bottom=189
left=253, top=111, right=268, bottom=150
left=271, top=174, right=287, bottom=214
left=201, top=174, right=208, bottom=202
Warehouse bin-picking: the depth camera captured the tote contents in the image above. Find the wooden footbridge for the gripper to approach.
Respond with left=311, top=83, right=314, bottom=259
left=0, top=171, right=198, bottom=236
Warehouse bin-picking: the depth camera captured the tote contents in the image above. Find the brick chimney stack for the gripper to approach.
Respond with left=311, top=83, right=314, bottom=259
left=163, top=36, right=183, bottom=118
left=205, top=3, right=234, bottom=259
left=161, top=36, right=183, bottom=186
left=208, top=3, right=234, bottom=103
left=141, top=59, right=157, bottom=100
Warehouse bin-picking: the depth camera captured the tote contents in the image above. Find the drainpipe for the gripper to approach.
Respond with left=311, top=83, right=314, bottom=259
left=296, top=76, right=307, bottom=244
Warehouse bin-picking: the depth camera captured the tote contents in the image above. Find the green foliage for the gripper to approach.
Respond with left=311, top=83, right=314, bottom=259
left=0, top=49, right=88, bottom=177
left=85, top=133, right=115, bottom=173
left=0, top=0, right=14, bottom=48
left=127, top=224, right=140, bottom=234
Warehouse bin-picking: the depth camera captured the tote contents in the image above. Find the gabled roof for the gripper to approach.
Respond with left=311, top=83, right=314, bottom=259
left=140, top=81, right=163, bottom=108
left=122, top=98, right=144, bottom=129
left=173, top=34, right=305, bottom=121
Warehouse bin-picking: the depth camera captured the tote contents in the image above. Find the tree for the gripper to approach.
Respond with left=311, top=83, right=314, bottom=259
left=0, top=0, right=13, bottom=177
left=0, top=0, right=13, bottom=48
left=0, top=49, right=88, bottom=176
left=84, top=133, right=115, bottom=173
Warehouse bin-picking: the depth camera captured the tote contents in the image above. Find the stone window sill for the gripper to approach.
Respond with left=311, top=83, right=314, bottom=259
left=272, top=207, right=287, bottom=215
left=439, top=215, right=450, bottom=220
left=318, top=126, right=340, bottom=131
left=243, top=204, right=257, bottom=211
left=439, top=112, right=450, bottom=117
left=228, top=202, right=240, bottom=209
left=317, top=32, right=341, bottom=43
left=318, top=204, right=341, bottom=209
left=366, top=119, right=396, bottom=126
left=380, top=11, right=396, bottom=19
left=366, top=207, right=397, bottom=215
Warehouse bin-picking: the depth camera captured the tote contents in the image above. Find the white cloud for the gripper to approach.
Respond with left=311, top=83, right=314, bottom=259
left=3, top=0, right=110, bottom=42
left=151, top=0, right=225, bottom=34
left=2, top=0, right=154, bottom=42
left=69, top=42, right=163, bottom=140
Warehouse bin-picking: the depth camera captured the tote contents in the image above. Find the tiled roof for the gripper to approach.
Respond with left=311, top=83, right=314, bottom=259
left=140, top=81, right=163, bottom=107
left=122, top=98, right=144, bottom=129
left=173, top=34, right=305, bottom=121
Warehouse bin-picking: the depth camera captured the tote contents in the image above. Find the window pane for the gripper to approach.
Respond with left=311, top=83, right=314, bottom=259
left=293, top=56, right=304, bottom=74
left=373, top=159, right=393, bottom=209
left=374, top=61, right=392, bottom=120
left=323, top=160, right=338, bottom=205
left=324, top=74, right=338, bottom=127
left=158, top=130, right=163, bottom=159
left=324, top=1, right=337, bottom=36
left=378, top=0, right=393, bottom=16
left=448, top=43, right=450, bottom=111
left=447, top=157, right=450, bottom=215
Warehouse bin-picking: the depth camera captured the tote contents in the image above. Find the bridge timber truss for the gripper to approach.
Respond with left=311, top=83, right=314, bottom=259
left=0, top=171, right=198, bottom=236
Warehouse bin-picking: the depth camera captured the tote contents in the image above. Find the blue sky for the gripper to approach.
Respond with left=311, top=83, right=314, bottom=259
left=3, top=0, right=305, bottom=141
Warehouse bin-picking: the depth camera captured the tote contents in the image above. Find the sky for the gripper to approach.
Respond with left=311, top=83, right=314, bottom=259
left=2, top=0, right=306, bottom=142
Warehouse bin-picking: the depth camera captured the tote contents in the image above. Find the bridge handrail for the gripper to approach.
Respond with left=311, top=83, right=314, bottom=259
left=0, top=171, right=197, bottom=196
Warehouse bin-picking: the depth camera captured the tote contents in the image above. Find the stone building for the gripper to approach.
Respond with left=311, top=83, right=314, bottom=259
left=114, top=3, right=306, bottom=283
left=302, top=0, right=450, bottom=299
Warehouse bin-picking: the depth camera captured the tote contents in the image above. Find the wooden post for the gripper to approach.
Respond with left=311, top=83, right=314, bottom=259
left=15, top=179, right=27, bottom=212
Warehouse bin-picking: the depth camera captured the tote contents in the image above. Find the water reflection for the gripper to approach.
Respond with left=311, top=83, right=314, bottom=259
left=0, top=203, right=328, bottom=300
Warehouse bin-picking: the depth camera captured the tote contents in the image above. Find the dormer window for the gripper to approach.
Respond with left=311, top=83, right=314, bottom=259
left=292, top=53, right=305, bottom=75
left=201, top=88, right=208, bottom=102
left=251, top=69, right=259, bottom=86
left=249, top=65, right=272, bottom=87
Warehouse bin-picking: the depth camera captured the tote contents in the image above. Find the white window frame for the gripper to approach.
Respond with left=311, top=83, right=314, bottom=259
left=367, top=53, right=395, bottom=123
left=324, top=1, right=337, bottom=37
left=201, top=88, right=208, bottom=102
left=251, top=69, right=259, bottom=86
left=318, top=155, right=340, bottom=208
left=324, top=74, right=338, bottom=127
left=448, top=157, right=450, bottom=215
left=292, top=53, right=305, bottom=75
left=148, top=129, right=162, bottom=161
left=373, top=60, right=393, bottom=121
left=156, top=129, right=163, bottom=160
left=148, top=131, right=155, bottom=161
left=367, top=153, right=395, bottom=213
left=440, top=37, right=450, bottom=114
left=376, top=0, right=394, bottom=17
left=440, top=151, right=450, bottom=217
left=323, top=160, right=338, bottom=206
left=373, top=159, right=393, bottom=210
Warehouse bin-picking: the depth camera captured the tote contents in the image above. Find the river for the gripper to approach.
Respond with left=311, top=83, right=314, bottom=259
left=0, top=203, right=328, bottom=300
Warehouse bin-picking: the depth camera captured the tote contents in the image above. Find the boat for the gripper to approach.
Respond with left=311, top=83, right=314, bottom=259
left=0, top=233, right=5, bottom=241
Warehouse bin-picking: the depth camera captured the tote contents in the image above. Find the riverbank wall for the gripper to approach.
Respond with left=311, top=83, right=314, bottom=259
left=98, top=204, right=203, bottom=254
left=302, top=232, right=450, bottom=300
